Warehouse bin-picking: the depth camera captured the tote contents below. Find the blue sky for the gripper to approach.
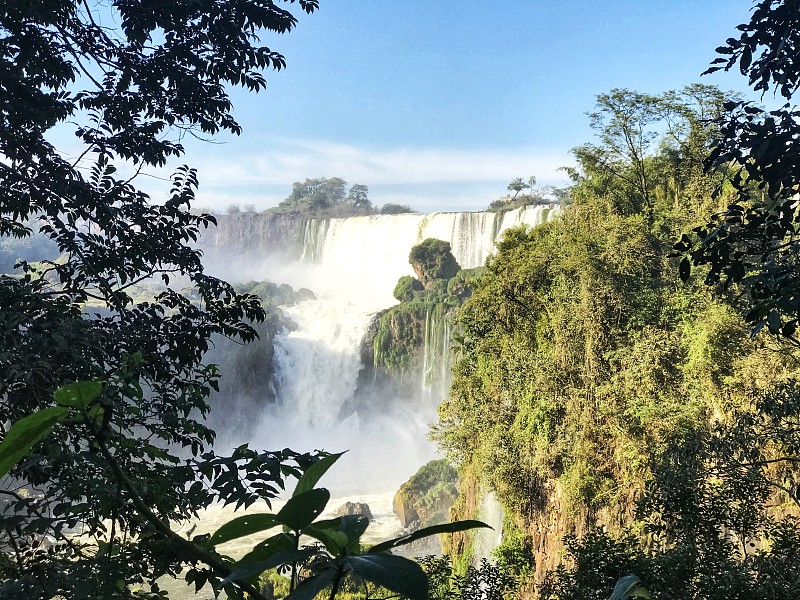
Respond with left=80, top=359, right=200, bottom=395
left=163, top=1, right=761, bottom=212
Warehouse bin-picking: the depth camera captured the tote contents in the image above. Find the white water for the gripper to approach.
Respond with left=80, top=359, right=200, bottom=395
left=474, top=492, right=504, bottom=563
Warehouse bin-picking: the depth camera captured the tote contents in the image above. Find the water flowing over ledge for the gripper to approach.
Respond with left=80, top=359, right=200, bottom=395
left=199, top=205, right=558, bottom=494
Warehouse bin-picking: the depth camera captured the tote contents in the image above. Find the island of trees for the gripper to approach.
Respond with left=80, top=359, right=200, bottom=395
left=223, top=176, right=416, bottom=218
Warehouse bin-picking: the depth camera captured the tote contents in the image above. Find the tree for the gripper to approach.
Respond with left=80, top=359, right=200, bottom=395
left=572, top=89, right=665, bottom=212
left=279, top=176, right=350, bottom=211
left=435, top=82, right=799, bottom=586
left=677, top=0, right=800, bottom=340
left=506, top=176, right=527, bottom=200
left=380, top=203, right=415, bottom=215
left=0, top=1, right=330, bottom=598
left=346, top=183, right=371, bottom=209
left=568, top=86, right=729, bottom=218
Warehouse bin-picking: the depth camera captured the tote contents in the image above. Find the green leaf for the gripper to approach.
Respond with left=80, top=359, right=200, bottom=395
left=336, top=514, right=369, bottom=550
left=286, top=568, right=338, bottom=600
left=346, top=554, right=428, bottom=600
left=0, top=407, right=70, bottom=477
left=304, top=520, right=350, bottom=555
left=609, top=574, right=650, bottom=600
left=292, top=452, right=344, bottom=498
left=369, top=520, right=489, bottom=553
left=224, top=549, right=317, bottom=586
left=739, top=44, right=752, bottom=74
left=236, top=532, right=296, bottom=570
left=208, top=513, right=279, bottom=546
left=305, top=515, right=368, bottom=555
left=277, top=488, right=330, bottom=531
left=678, top=257, right=691, bottom=282
left=223, top=583, right=245, bottom=600
left=54, top=380, right=103, bottom=409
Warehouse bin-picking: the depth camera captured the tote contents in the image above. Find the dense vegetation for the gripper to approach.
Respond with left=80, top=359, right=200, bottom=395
left=0, top=2, right=488, bottom=598
left=5, top=0, right=800, bottom=599
left=273, top=177, right=374, bottom=217
left=0, top=2, right=336, bottom=598
left=435, top=82, right=800, bottom=596
left=265, top=176, right=416, bottom=218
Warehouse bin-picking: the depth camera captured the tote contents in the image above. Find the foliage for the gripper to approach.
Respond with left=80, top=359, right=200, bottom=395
left=373, top=302, right=434, bottom=375
left=374, top=250, right=478, bottom=378
left=409, top=239, right=461, bottom=288
left=491, top=520, right=534, bottom=582
left=0, top=221, right=58, bottom=273
left=676, top=1, right=800, bottom=340
left=0, top=421, right=488, bottom=600
left=420, top=556, right=518, bottom=600
left=276, top=177, right=373, bottom=216
left=237, top=279, right=316, bottom=308
left=0, top=1, right=356, bottom=598
left=380, top=203, right=416, bottom=215
left=570, top=85, right=728, bottom=217
left=394, top=275, right=424, bottom=302
left=507, top=177, right=529, bottom=200
left=538, top=522, right=800, bottom=600
left=434, top=85, right=799, bottom=583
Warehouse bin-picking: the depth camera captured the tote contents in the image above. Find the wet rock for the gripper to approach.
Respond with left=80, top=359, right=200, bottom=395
left=333, top=501, right=373, bottom=520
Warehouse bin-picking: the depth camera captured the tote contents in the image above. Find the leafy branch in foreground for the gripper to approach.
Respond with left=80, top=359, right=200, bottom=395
left=676, top=0, right=800, bottom=341
left=1, top=1, right=323, bottom=598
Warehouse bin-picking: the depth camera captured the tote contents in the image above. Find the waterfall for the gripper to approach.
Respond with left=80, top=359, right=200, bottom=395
left=203, top=205, right=556, bottom=493
left=420, top=304, right=453, bottom=405
left=473, top=492, right=504, bottom=563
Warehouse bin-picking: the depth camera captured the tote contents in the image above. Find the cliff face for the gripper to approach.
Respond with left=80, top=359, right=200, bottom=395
left=448, top=469, right=637, bottom=589
left=198, top=212, right=308, bottom=263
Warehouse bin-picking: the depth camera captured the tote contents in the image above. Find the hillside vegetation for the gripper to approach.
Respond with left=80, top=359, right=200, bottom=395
left=434, top=85, right=800, bottom=596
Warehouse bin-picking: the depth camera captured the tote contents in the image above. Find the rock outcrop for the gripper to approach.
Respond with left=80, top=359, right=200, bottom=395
left=393, top=460, right=458, bottom=529
left=408, top=239, right=460, bottom=289
left=333, top=501, right=373, bottom=520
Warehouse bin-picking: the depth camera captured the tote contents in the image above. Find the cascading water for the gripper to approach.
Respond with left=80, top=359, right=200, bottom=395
left=204, top=205, right=556, bottom=494
left=474, top=492, right=505, bottom=563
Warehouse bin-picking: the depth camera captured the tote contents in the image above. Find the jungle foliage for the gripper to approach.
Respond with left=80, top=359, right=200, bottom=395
left=0, top=1, right=489, bottom=596
left=434, top=83, right=800, bottom=596
left=0, top=1, right=336, bottom=597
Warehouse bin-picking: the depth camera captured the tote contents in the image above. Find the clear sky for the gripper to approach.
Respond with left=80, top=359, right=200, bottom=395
left=160, top=1, right=762, bottom=212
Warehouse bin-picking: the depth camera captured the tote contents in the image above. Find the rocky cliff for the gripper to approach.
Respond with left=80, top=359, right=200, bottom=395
left=198, top=211, right=308, bottom=265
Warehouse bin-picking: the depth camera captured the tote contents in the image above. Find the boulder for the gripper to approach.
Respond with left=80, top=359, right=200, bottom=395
left=333, top=501, right=373, bottom=520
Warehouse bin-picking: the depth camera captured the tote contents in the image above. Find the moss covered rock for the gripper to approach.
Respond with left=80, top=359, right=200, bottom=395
left=409, top=238, right=461, bottom=289
left=393, top=459, right=459, bottom=528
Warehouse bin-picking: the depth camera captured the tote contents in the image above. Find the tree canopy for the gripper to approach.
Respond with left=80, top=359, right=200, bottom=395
left=435, top=84, right=800, bottom=594
left=276, top=177, right=373, bottom=216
